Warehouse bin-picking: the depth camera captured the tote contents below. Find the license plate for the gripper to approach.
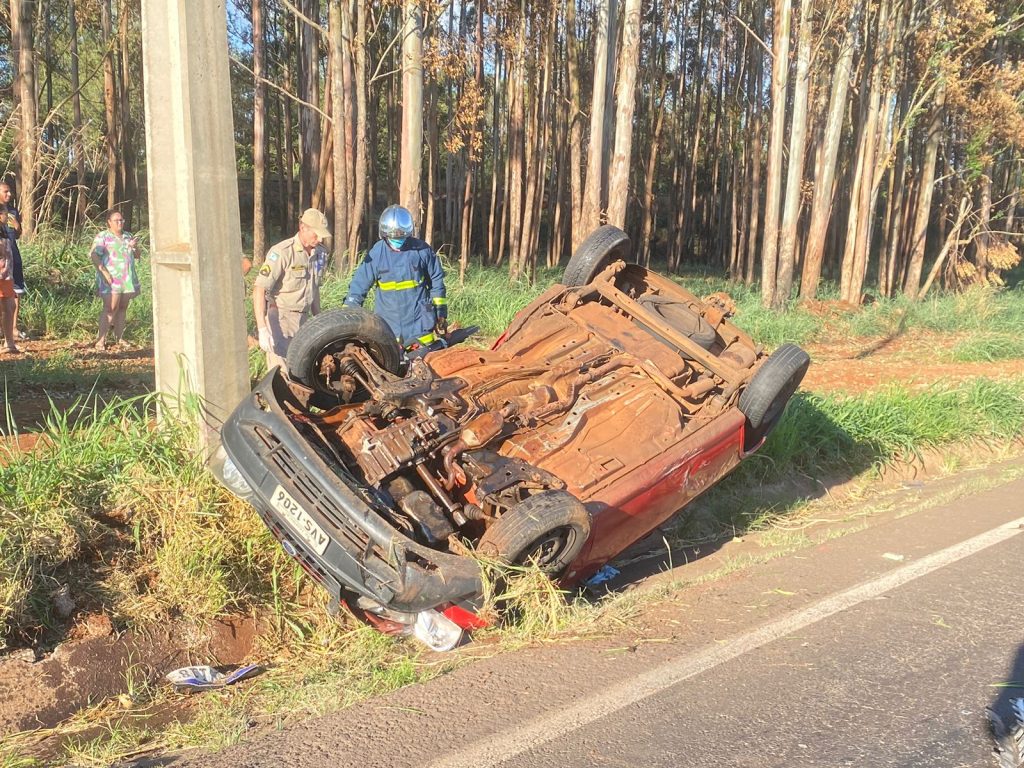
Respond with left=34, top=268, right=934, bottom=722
left=270, top=484, right=329, bottom=556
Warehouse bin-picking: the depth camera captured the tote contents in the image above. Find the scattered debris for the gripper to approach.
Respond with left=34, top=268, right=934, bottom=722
left=165, top=664, right=262, bottom=692
left=51, top=585, right=75, bottom=619
left=411, top=610, right=463, bottom=652
left=585, top=565, right=621, bottom=588
left=882, top=552, right=905, bottom=562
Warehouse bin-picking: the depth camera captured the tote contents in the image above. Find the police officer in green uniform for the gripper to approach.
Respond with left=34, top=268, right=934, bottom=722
left=254, top=208, right=330, bottom=371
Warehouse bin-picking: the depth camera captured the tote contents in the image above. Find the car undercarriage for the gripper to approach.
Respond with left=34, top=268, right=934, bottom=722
left=218, top=226, right=810, bottom=646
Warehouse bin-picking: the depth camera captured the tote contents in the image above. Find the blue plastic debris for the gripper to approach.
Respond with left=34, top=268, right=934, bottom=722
left=165, top=664, right=262, bottom=691
left=585, top=565, right=621, bottom=587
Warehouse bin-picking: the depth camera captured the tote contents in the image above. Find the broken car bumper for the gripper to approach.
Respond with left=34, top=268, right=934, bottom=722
left=220, top=370, right=483, bottom=614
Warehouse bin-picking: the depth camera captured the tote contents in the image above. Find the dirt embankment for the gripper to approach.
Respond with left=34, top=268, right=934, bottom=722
left=0, top=616, right=258, bottom=737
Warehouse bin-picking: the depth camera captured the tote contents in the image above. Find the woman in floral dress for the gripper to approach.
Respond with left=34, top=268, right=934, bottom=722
left=91, top=210, right=141, bottom=351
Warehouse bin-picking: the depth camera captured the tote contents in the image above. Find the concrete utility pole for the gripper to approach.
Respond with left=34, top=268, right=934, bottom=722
left=140, top=0, right=249, bottom=446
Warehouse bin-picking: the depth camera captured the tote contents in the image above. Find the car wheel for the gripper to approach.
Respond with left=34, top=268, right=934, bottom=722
left=286, top=307, right=403, bottom=408
left=738, top=343, right=810, bottom=448
left=562, top=225, right=633, bottom=287
left=478, top=490, right=591, bottom=577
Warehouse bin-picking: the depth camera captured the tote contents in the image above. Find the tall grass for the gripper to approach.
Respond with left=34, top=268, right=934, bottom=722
left=0, top=395, right=289, bottom=646
left=951, top=333, right=1024, bottom=362
left=694, top=376, right=1024, bottom=537
left=746, top=377, right=1024, bottom=482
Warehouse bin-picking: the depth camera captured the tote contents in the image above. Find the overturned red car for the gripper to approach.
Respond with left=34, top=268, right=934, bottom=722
left=216, top=225, right=809, bottom=647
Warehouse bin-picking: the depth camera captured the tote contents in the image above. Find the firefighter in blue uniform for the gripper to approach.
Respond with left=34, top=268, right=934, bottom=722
left=344, top=205, right=448, bottom=356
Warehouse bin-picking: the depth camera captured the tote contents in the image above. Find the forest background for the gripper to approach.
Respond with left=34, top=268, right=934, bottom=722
left=1, top=0, right=1023, bottom=307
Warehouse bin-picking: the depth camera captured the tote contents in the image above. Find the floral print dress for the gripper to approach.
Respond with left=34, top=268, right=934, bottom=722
left=92, top=229, right=140, bottom=297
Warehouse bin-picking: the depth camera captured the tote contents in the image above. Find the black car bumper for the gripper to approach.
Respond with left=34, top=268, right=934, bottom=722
left=220, top=370, right=483, bottom=614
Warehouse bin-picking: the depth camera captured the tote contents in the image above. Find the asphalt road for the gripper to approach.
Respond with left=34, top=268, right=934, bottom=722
left=482, top=525, right=1022, bottom=768
left=151, top=464, right=1024, bottom=768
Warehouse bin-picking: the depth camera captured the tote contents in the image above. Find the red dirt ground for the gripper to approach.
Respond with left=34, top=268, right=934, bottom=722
left=803, top=328, right=1024, bottom=394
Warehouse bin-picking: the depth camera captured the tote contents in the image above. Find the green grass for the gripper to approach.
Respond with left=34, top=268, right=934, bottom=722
left=680, top=376, right=1024, bottom=540
left=950, top=333, right=1024, bottom=362
left=0, top=395, right=290, bottom=644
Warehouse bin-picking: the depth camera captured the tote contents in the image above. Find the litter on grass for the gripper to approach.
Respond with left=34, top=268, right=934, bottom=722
left=165, top=664, right=262, bottom=691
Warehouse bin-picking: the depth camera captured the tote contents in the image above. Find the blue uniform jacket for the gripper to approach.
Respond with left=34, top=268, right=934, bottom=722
left=344, top=237, right=447, bottom=347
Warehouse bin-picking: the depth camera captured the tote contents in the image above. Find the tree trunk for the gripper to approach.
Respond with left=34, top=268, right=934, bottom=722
left=425, top=78, right=439, bottom=244
left=678, top=0, right=707, bottom=263
left=581, top=0, right=616, bottom=234
left=69, top=0, right=87, bottom=228
left=348, top=0, right=368, bottom=266
left=328, top=0, right=350, bottom=269
left=400, top=0, right=424, bottom=225
left=487, top=47, right=504, bottom=262
left=606, top=0, right=642, bottom=229
left=744, top=30, right=763, bottom=285
left=459, top=0, right=485, bottom=280
left=506, top=4, right=527, bottom=279
left=101, top=0, right=118, bottom=212
left=759, top=0, right=792, bottom=307
left=521, top=5, right=556, bottom=277
left=10, top=0, right=37, bottom=236
left=975, top=162, right=993, bottom=283
left=283, top=17, right=296, bottom=229
left=254, top=0, right=267, bottom=261
left=565, top=0, right=584, bottom=249
left=800, top=0, right=860, bottom=299
left=919, top=194, right=970, bottom=299
left=640, top=84, right=668, bottom=266
left=311, top=74, right=334, bottom=210
left=298, top=0, right=321, bottom=210
left=117, top=2, right=136, bottom=226
left=774, top=0, right=813, bottom=308
left=903, top=79, right=946, bottom=297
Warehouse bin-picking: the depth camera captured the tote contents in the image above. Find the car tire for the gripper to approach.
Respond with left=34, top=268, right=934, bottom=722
left=478, top=490, right=591, bottom=577
left=638, top=296, right=718, bottom=350
left=562, top=225, right=633, bottom=286
left=738, top=343, right=810, bottom=448
left=286, top=308, right=403, bottom=408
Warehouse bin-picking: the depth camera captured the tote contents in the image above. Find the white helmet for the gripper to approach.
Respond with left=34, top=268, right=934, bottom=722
left=379, top=205, right=415, bottom=241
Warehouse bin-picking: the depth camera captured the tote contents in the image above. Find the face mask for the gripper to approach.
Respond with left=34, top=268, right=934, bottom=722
left=387, top=237, right=406, bottom=250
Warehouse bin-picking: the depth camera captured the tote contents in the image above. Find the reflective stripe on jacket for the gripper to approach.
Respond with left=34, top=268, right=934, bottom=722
left=343, top=237, right=447, bottom=346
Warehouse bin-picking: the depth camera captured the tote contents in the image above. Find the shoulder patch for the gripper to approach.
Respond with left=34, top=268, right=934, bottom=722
left=258, top=263, right=272, bottom=277
left=268, top=251, right=280, bottom=262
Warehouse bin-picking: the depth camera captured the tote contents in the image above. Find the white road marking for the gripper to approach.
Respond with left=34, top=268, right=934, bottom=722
left=430, top=516, right=1024, bottom=768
